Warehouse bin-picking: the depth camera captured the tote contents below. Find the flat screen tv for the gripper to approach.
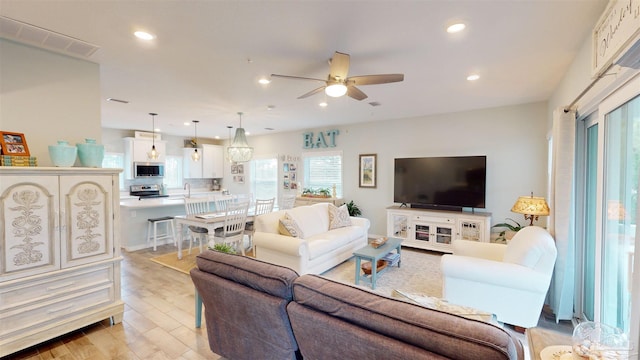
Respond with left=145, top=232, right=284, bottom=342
left=394, top=156, right=486, bottom=209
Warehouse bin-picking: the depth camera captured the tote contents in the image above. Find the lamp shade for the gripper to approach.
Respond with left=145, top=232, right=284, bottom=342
left=227, top=112, right=253, bottom=162
left=511, top=196, right=550, bottom=216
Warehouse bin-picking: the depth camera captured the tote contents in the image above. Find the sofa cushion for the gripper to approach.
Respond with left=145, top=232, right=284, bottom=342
left=279, top=213, right=304, bottom=238
left=306, top=226, right=366, bottom=260
left=286, top=203, right=330, bottom=238
left=290, top=275, right=522, bottom=360
left=328, top=204, right=352, bottom=229
left=195, top=250, right=299, bottom=299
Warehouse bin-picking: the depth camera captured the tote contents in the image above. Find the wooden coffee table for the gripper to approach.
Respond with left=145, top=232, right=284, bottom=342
left=353, top=237, right=402, bottom=289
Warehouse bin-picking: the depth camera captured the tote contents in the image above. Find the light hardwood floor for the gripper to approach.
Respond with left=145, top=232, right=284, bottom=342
left=4, top=245, right=220, bottom=360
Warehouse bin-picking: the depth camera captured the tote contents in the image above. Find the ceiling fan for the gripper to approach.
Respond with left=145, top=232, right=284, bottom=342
left=271, top=51, right=404, bottom=101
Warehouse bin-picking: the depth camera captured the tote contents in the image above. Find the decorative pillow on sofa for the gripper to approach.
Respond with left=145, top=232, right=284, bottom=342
left=278, top=213, right=304, bottom=238
left=328, top=204, right=352, bottom=230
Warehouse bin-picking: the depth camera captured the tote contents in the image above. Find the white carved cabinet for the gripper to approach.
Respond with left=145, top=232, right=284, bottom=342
left=0, top=168, right=123, bottom=357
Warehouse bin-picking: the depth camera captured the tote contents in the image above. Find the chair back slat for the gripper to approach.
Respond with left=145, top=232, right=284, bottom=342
left=280, top=194, right=296, bottom=210
left=254, top=198, right=275, bottom=216
left=185, top=197, right=210, bottom=215
left=214, top=194, right=236, bottom=213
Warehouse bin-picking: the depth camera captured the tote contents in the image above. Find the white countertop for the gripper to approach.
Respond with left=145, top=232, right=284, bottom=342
left=120, top=190, right=221, bottom=209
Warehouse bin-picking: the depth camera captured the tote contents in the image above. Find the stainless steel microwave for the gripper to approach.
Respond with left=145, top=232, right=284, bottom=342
left=134, top=162, right=164, bottom=177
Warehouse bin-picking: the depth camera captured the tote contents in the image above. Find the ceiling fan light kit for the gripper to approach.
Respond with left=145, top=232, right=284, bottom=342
left=272, top=51, right=404, bottom=101
left=227, top=112, right=253, bottom=163
left=325, top=83, right=347, bottom=97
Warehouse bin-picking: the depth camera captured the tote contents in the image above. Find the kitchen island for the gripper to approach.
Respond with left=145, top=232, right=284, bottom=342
left=120, top=192, right=220, bottom=251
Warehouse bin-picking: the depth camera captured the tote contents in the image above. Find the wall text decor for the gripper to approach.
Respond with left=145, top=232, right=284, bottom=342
left=302, top=129, right=339, bottom=149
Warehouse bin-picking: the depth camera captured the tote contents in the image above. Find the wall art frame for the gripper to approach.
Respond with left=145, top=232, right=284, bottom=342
left=359, top=153, right=377, bottom=188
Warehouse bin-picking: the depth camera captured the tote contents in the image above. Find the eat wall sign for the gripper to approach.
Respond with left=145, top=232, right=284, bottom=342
left=302, top=129, right=339, bottom=149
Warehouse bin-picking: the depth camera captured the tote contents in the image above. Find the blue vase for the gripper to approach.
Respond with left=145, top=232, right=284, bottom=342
left=48, top=140, right=77, bottom=167
left=77, top=138, right=105, bottom=167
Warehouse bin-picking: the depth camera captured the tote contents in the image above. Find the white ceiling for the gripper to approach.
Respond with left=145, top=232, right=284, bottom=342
left=0, top=0, right=607, bottom=140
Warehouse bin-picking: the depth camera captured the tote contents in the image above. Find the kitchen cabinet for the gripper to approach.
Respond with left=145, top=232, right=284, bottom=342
left=183, top=144, right=223, bottom=179
left=386, top=206, right=491, bottom=252
left=0, top=167, right=123, bottom=357
left=124, top=137, right=166, bottom=178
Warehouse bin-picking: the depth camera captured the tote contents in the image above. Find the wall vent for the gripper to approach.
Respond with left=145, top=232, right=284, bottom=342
left=135, top=131, right=162, bottom=141
left=0, top=16, right=99, bottom=59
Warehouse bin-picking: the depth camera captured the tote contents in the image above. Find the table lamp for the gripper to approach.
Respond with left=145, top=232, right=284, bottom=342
left=511, top=193, right=550, bottom=226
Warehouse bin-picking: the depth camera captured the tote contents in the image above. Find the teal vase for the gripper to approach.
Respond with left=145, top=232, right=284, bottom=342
left=77, top=138, right=105, bottom=168
left=48, top=140, right=77, bottom=167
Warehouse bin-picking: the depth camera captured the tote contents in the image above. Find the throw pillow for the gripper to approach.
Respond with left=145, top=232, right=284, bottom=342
left=278, top=213, right=304, bottom=238
left=328, top=204, right=352, bottom=230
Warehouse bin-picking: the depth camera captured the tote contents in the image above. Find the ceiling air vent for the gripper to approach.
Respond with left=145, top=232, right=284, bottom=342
left=0, top=16, right=99, bottom=59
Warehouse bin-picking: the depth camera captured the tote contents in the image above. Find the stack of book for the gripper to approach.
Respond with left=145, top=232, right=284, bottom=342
left=0, top=155, right=38, bottom=166
left=382, top=252, right=401, bottom=267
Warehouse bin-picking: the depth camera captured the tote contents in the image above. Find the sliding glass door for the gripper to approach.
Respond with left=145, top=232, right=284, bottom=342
left=601, top=94, right=639, bottom=333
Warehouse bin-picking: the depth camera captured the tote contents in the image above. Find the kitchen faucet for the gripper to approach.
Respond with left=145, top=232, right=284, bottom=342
left=184, top=183, right=191, bottom=198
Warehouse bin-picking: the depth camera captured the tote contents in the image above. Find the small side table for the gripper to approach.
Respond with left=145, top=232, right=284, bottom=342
left=526, top=327, right=572, bottom=360
left=353, top=237, right=402, bottom=289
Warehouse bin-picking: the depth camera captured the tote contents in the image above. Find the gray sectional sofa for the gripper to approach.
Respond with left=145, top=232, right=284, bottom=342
left=190, top=250, right=524, bottom=360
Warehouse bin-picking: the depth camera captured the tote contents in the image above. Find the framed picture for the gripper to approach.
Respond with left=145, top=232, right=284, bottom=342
left=0, top=131, right=30, bottom=156
left=359, top=154, right=377, bottom=188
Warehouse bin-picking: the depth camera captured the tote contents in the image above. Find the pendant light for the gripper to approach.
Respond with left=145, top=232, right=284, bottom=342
left=147, top=112, right=160, bottom=160
left=227, top=112, right=253, bottom=163
left=226, top=125, right=234, bottom=163
left=191, top=120, right=201, bottom=161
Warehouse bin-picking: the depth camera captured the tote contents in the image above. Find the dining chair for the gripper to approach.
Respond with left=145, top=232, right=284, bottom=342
left=235, top=193, right=254, bottom=205
left=213, top=201, right=250, bottom=255
left=280, top=194, right=296, bottom=210
left=184, top=196, right=211, bottom=254
left=214, top=194, right=236, bottom=213
left=245, top=198, right=275, bottom=254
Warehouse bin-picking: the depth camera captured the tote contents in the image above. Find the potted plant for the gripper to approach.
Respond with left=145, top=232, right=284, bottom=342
left=317, top=188, right=331, bottom=198
left=491, top=218, right=523, bottom=243
left=210, top=242, right=237, bottom=254
left=345, top=200, right=362, bottom=217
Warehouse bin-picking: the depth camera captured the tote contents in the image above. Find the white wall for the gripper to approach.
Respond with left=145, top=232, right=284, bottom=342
left=0, top=39, right=101, bottom=166
left=225, top=101, right=549, bottom=236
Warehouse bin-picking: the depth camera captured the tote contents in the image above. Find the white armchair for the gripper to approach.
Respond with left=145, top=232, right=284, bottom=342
left=440, top=226, right=557, bottom=328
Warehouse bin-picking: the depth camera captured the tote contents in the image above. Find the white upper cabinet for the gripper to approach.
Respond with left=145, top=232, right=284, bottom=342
left=183, top=144, right=223, bottom=179
left=123, top=137, right=166, bottom=178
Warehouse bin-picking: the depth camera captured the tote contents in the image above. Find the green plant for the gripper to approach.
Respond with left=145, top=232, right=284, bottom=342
left=302, top=188, right=314, bottom=195
left=210, top=242, right=237, bottom=254
left=345, top=200, right=362, bottom=217
left=491, top=218, right=523, bottom=243
left=317, top=187, right=331, bottom=197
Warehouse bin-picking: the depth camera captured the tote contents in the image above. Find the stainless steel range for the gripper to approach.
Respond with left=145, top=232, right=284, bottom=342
left=129, top=184, right=169, bottom=199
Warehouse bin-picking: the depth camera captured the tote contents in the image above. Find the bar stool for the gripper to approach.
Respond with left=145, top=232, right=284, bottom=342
left=147, top=216, right=176, bottom=251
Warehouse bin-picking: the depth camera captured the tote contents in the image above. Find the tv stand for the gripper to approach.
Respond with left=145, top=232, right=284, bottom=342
left=409, top=203, right=463, bottom=212
left=386, top=206, right=491, bottom=253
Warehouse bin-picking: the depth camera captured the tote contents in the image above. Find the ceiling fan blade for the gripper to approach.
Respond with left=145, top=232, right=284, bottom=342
left=347, top=86, right=368, bottom=101
left=329, top=52, right=350, bottom=81
left=298, top=86, right=326, bottom=99
left=271, top=74, right=326, bottom=82
left=347, top=74, right=404, bottom=86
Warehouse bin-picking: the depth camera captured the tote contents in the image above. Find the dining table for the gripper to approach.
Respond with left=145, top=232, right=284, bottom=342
left=174, top=211, right=255, bottom=260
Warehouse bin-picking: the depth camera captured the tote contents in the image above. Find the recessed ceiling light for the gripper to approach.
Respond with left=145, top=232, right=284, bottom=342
left=215, top=135, right=220, bottom=139
left=259, top=78, right=271, bottom=85
left=267, top=105, right=275, bottom=110
left=447, top=23, right=466, bottom=33
left=467, top=74, right=480, bottom=81
left=134, top=31, right=155, bottom=40
left=319, top=101, right=328, bottom=108
left=106, top=98, right=129, bottom=104
left=184, top=122, right=190, bottom=126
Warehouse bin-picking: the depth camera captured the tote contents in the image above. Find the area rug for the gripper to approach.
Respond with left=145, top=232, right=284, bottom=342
left=151, top=248, right=256, bottom=274
left=321, top=248, right=444, bottom=299
left=150, top=250, right=199, bottom=275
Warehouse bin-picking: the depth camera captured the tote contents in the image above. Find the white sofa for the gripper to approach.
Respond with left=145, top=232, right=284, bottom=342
left=253, top=203, right=370, bottom=274
left=440, top=226, right=557, bottom=328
